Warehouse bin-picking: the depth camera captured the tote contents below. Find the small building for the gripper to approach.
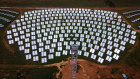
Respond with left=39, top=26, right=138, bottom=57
left=122, top=73, right=127, bottom=79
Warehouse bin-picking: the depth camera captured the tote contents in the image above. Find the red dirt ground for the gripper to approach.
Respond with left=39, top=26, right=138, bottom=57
left=62, top=59, right=140, bottom=79
left=0, top=59, right=140, bottom=79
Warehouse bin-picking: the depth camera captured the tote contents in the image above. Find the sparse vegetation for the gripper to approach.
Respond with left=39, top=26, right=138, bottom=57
left=60, top=65, right=64, bottom=68
left=125, top=35, right=140, bottom=66
left=77, top=64, right=81, bottom=73
left=96, top=70, right=99, bottom=74
left=0, top=66, right=59, bottom=79
left=111, top=68, right=120, bottom=74
left=58, top=72, right=62, bottom=79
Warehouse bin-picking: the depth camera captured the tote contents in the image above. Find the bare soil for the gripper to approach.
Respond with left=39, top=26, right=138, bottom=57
left=0, top=58, right=140, bottom=79
left=62, top=59, right=140, bottom=79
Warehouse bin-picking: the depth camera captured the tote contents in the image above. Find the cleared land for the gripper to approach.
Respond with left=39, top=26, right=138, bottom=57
left=0, top=59, right=140, bottom=79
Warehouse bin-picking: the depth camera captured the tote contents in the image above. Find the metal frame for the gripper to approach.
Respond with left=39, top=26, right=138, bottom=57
left=71, top=44, right=78, bottom=79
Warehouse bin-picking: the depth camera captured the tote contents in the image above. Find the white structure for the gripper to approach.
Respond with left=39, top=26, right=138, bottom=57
left=91, top=54, right=96, bottom=60
left=114, top=48, right=120, bottom=54
left=84, top=52, right=89, bottom=57
left=90, top=48, right=95, bottom=53
left=106, top=56, right=112, bottom=62
left=33, top=56, right=39, bottom=61
left=97, top=57, right=104, bottom=63
left=48, top=54, right=54, bottom=59
left=26, top=54, right=32, bottom=60
left=56, top=52, right=61, bottom=56
left=63, top=50, right=68, bottom=55
left=41, top=57, right=47, bottom=63
left=113, top=54, right=119, bottom=60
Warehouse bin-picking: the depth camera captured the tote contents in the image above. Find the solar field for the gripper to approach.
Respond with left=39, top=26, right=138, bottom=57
left=0, top=7, right=140, bottom=79
left=5, top=8, right=137, bottom=64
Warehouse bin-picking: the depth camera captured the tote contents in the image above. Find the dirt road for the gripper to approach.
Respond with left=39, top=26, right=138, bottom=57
left=0, top=58, right=140, bottom=79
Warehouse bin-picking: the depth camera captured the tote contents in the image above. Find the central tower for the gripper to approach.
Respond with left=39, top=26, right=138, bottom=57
left=71, top=44, right=78, bottom=79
